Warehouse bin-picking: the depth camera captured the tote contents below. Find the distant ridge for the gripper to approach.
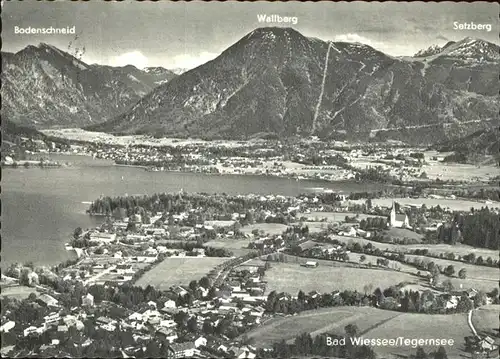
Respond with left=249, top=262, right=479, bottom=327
left=1, top=43, right=177, bottom=128
left=89, top=28, right=499, bottom=144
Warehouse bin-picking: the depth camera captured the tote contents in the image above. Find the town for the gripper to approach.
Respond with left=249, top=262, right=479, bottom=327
left=2, top=190, right=499, bottom=358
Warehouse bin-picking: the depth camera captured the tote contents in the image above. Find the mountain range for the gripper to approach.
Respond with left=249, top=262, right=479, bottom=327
left=90, top=28, right=498, bottom=144
left=1, top=43, right=176, bottom=128
left=2, top=29, right=499, bottom=145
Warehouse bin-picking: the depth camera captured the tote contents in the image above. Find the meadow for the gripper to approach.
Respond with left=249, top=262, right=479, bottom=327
left=260, top=261, right=419, bottom=295
left=240, top=223, right=289, bottom=235
left=135, top=257, right=229, bottom=290
left=330, top=235, right=498, bottom=259
left=471, top=305, right=500, bottom=340
left=371, top=197, right=499, bottom=212
left=243, top=306, right=398, bottom=347
left=243, top=305, right=484, bottom=358
left=404, top=255, right=499, bottom=281
left=204, top=238, right=253, bottom=257
left=0, top=285, right=37, bottom=300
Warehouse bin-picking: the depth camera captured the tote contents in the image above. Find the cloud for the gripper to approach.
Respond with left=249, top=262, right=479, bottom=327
left=110, top=51, right=149, bottom=69
left=165, top=51, right=219, bottom=70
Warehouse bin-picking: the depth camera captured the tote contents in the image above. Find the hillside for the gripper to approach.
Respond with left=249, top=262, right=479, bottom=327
left=90, top=28, right=499, bottom=144
left=1, top=43, right=176, bottom=128
left=437, top=129, right=500, bottom=163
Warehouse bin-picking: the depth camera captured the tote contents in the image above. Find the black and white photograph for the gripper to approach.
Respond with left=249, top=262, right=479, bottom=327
left=1, top=1, right=499, bottom=358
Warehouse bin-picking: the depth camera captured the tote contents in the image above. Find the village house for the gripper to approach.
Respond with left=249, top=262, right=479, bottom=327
left=159, top=319, right=177, bottom=329
left=82, top=293, right=94, bottom=307
left=23, top=326, right=40, bottom=337
left=163, top=299, right=177, bottom=309
left=304, top=261, right=318, bottom=268
left=228, top=281, right=242, bottom=292
left=0, top=321, right=15, bottom=333
left=194, top=336, right=207, bottom=348
left=229, top=346, right=257, bottom=359
left=96, top=316, right=117, bottom=332
left=128, top=312, right=143, bottom=322
left=156, top=327, right=175, bottom=340
left=27, top=271, right=39, bottom=286
left=478, top=336, right=498, bottom=352
left=125, top=234, right=150, bottom=243
left=172, top=286, right=188, bottom=297
left=217, top=344, right=228, bottom=353
left=147, top=300, right=157, bottom=309
left=168, top=342, right=197, bottom=358
left=57, top=325, right=69, bottom=333
left=43, top=312, right=61, bottom=325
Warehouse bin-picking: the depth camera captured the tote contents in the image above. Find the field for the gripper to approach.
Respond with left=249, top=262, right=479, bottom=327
left=243, top=306, right=398, bottom=347
left=371, top=197, right=500, bottom=212
left=346, top=252, right=417, bottom=273
left=330, top=235, right=498, bottom=259
left=364, top=311, right=473, bottom=357
left=421, top=160, right=498, bottom=182
left=244, top=305, right=484, bottom=358
left=471, top=305, right=500, bottom=340
left=290, top=222, right=330, bottom=233
left=383, top=228, right=424, bottom=242
left=0, top=285, right=37, bottom=300
left=404, top=255, right=499, bottom=282
left=240, top=223, right=288, bottom=236
left=260, top=261, right=419, bottom=295
left=204, top=238, right=253, bottom=257
left=135, top=257, right=229, bottom=290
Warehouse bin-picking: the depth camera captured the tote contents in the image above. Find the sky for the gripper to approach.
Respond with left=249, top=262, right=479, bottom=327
left=2, top=1, right=499, bottom=70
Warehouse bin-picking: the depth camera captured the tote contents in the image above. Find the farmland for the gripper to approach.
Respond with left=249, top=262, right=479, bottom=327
left=363, top=311, right=474, bottom=357
left=371, top=197, right=499, bottom=212
left=0, top=285, right=37, bottom=300
left=243, top=306, right=398, bottom=347
left=471, top=305, right=500, bottom=340
left=260, top=261, right=419, bottom=294
left=204, top=238, right=253, bottom=257
left=298, top=211, right=385, bottom=222
left=135, top=257, right=230, bottom=290
left=404, top=255, right=499, bottom=281
left=330, top=235, right=498, bottom=258
left=240, top=223, right=288, bottom=235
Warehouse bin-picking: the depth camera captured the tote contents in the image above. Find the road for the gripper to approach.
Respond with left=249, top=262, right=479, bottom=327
left=468, top=309, right=480, bottom=339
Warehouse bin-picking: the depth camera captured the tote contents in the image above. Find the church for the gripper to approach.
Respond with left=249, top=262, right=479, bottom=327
left=390, top=201, right=409, bottom=228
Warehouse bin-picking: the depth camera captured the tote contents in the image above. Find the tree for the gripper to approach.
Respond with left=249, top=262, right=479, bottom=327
left=444, top=265, right=455, bottom=277
left=189, top=280, right=198, bottom=292
left=458, top=268, right=467, bottom=279
left=473, top=291, right=488, bottom=307
left=431, top=269, right=440, bottom=287
left=434, top=345, right=448, bottom=359
left=187, top=316, right=198, bottom=333
left=415, top=346, right=428, bottom=359
left=199, top=276, right=210, bottom=289
left=344, top=324, right=358, bottom=338
left=359, top=255, right=366, bottom=263
left=456, top=295, right=473, bottom=313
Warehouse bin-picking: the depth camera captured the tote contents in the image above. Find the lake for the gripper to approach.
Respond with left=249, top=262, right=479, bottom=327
left=2, top=155, right=385, bottom=268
